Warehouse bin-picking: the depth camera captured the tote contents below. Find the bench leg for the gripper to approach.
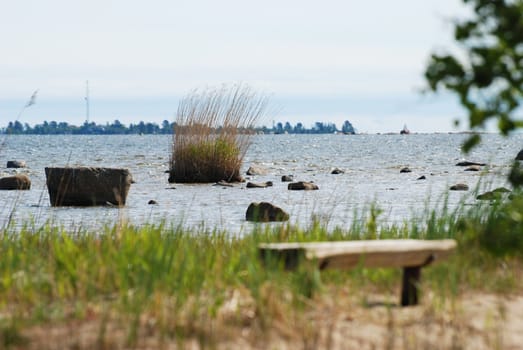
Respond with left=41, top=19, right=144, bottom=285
left=401, top=266, right=421, bottom=306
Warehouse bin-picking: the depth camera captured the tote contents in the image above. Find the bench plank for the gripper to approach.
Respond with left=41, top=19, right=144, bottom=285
left=259, top=239, right=457, bottom=306
left=259, top=239, right=456, bottom=270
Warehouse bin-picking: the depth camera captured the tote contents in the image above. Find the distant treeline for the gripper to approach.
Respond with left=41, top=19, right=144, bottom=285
left=1, top=120, right=174, bottom=135
left=0, top=119, right=356, bottom=135
left=260, top=120, right=355, bottom=134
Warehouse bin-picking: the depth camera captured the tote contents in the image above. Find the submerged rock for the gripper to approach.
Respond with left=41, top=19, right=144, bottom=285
left=214, top=181, right=234, bottom=187
left=456, top=161, right=486, bottom=166
left=400, top=167, right=412, bottom=173
left=331, top=168, right=344, bottom=174
left=493, top=187, right=511, bottom=193
left=465, top=165, right=482, bottom=171
left=476, top=191, right=500, bottom=200
left=281, top=175, right=294, bottom=182
left=246, top=181, right=273, bottom=188
left=450, top=183, right=469, bottom=191
left=246, top=165, right=268, bottom=176
left=0, top=174, right=31, bottom=190
left=476, top=187, right=512, bottom=200
left=6, top=160, right=26, bottom=168
left=246, top=202, right=289, bottom=222
left=288, top=181, right=319, bottom=190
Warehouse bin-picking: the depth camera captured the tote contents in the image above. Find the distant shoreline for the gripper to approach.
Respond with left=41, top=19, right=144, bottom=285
left=0, top=120, right=494, bottom=136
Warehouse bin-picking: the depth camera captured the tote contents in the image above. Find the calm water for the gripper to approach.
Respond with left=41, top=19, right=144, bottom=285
left=0, top=133, right=520, bottom=233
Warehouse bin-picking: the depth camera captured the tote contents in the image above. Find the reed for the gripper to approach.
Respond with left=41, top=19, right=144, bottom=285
left=170, top=84, right=269, bottom=183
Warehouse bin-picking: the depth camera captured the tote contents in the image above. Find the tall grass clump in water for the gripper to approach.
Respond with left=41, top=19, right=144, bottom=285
left=169, top=84, right=269, bottom=183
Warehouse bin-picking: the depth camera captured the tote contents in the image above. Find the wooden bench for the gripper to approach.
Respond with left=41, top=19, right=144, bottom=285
left=259, top=239, right=457, bottom=306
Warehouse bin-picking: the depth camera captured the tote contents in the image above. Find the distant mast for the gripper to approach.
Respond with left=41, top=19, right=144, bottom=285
left=85, top=80, right=90, bottom=124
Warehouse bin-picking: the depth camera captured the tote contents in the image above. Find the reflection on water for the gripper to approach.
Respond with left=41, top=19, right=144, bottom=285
left=0, top=133, right=519, bottom=234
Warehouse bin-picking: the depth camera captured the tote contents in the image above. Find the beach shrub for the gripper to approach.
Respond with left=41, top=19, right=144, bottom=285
left=425, top=0, right=523, bottom=148
left=170, top=84, right=269, bottom=183
left=458, top=191, right=523, bottom=257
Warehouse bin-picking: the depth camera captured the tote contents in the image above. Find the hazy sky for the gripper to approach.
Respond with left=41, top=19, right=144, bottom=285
left=0, top=0, right=471, bottom=132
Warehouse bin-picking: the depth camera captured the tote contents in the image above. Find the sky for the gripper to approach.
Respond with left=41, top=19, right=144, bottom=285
left=0, top=0, right=472, bottom=133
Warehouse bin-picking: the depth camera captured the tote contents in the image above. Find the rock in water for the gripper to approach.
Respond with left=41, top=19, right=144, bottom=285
left=288, top=181, right=319, bottom=190
left=246, top=165, right=268, bottom=176
left=45, top=167, right=132, bottom=206
left=246, top=181, right=273, bottom=188
left=281, top=175, right=294, bottom=182
left=0, top=174, right=31, bottom=190
left=245, top=202, right=289, bottom=222
left=6, top=160, right=26, bottom=168
left=456, top=161, right=486, bottom=166
left=450, top=183, right=469, bottom=191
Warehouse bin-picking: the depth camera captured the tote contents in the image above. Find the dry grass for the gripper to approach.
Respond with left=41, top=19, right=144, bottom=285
left=170, top=83, right=269, bottom=183
left=10, top=288, right=523, bottom=349
left=2, top=194, right=523, bottom=349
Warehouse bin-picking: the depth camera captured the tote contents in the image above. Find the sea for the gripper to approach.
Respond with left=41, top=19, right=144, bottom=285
left=0, top=133, right=521, bottom=234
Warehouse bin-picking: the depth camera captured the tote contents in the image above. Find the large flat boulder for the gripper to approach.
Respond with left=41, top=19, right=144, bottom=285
left=45, top=167, right=132, bottom=206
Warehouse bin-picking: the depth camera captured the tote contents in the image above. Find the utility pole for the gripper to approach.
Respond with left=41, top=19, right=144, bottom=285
left=85, top=80, right=90, bottom=124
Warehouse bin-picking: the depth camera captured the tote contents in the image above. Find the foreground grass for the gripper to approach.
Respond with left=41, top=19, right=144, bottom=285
left=0, top=198, right=522, bottom=349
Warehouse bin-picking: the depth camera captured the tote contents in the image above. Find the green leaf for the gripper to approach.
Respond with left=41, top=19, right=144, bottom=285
left=462, top=134, right=481, bottom=153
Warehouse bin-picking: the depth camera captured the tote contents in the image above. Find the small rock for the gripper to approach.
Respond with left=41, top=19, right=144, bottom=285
left=245, top=202, right=289, bottom=222
left=476, top=191, right=499, bottom=200
left=288, top=181, right=319, bottom=190
left=281, top=175, right=294, bottom=182
left=493, top=187, right=511, bottom=193
left=476, top=187, right=511, bottom=200
left=246, top=181, right=273, bottom=188
left=417, top=175, right=426, bottom=180
left=450, top=183, right=469, bottom=191
left=331, top=168, right=344, bottom=174
left=456, top=161, right=486, bottom=166
left=214, top=181, right=234, bottom=187
left=400, top=167, right=412, bottom=173
left=246, top=165, right=268, bottom=176
left=148, top=200, right=158, bottom=205
left=6, top=160, right=26, bottom=168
